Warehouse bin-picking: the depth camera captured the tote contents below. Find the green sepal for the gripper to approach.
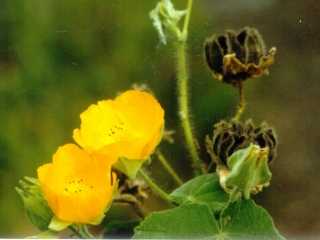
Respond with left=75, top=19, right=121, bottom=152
left=48, top=216, right=71, bottom=232
left=114, top=157, right=146, bottom=179
left=16, top=177, right=53, bottom=231
left=222, top=144, right=272, bottom=199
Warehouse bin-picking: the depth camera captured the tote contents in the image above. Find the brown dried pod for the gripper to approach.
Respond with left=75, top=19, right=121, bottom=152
left=204, top=27, right=276, bottom=85
left=206, top=119, right=277, bottom=166
left=117, top=171, right=148, bottom=202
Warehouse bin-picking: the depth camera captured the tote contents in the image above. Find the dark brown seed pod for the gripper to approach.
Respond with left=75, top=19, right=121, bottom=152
left=204, top=27, right=276, bottom=86
left=116, top=171, right=148, bottom=202
left=206, top=119, right=277, bottom=166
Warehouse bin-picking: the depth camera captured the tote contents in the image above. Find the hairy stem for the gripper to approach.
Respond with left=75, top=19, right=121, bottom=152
left=139, top=169, right=172, bottom=204
left=156, top=150, right=183, bottom=186
left=175, top=0, right=205, bottom=175
left=182, top=0, right=193, bottom=38
left=69, top=226, right=82, bottom=238
left=69, top=225, right=94, bottom=239
left=80, top=225, right=94, bottom=239
left=176, top=41, right=205, bottom=175
left=233, top=82, right=246, bottom=121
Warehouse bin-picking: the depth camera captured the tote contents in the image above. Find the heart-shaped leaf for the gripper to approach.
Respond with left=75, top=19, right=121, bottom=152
left=170, top=173, right=229, bottom=212
left=133, top=204, right=219, bottom=239
left=221, top=199, right=285, bottom=240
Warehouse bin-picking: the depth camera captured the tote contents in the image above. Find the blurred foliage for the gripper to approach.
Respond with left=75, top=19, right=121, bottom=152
left=0, top=0, right=319, bottom=238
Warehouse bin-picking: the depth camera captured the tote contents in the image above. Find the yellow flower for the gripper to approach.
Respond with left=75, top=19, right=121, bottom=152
left=37, top=144, right=116, bottom=225
left=73, top=90, right=165, bottom=162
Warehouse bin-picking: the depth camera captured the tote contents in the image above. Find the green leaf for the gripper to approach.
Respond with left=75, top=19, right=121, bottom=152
left=133, top=200, right=285, bottom=239
left=170, top=173, right=229, bottom=212
left=113, top=157, right=145, bottom=179
left=103, top=202, right=142, bottom=235
left=133, top=204, right=219, bottom=239
left=221, top=199, right=285, bottom=240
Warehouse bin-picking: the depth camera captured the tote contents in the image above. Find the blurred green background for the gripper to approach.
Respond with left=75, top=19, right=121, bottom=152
left=1, top=0, right=320, bottom=238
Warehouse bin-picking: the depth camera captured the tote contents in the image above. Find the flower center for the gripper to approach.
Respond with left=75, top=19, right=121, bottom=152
left=64, top=178, right=94, bottom=195
left=106, top=120, right=126, bottom=138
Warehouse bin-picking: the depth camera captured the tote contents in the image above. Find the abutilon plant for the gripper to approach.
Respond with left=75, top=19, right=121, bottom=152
left=16, top=0, right=286, bottom=239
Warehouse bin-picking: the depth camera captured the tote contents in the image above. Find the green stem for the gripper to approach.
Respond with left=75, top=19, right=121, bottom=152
left=219, top=188, right=241, bottom=228
left=156, top=150, right=183, bottom=186
left=139, top=169, right=172, bottom=204
left=69, top=226, right=82, bottom=238
left=233, top=82, right=246, bottom=121
left=175, top=0, right=205, bottom=175
left=79, top=225, right=95, bottom=239
left=182, top=0, right=193, bottom=38
left=69, top=225, right=94, bottom=239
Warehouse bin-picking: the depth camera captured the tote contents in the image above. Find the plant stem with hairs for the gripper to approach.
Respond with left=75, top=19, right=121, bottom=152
left=139, top=169, right=172, bottom=204
left=176, top=0, right=206, bottom=175
left=233, top=82, right=246, bottom=121
left=156, top=150, right=183, bottom=186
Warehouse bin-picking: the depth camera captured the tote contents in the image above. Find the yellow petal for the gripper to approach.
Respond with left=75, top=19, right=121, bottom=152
left=74, top=90, right=164, bottom=160
left=115, top=90, right=164, bottom=140
left=37, top=144, right=116, bottom=224
left=73, top=100, right=135, bottom=152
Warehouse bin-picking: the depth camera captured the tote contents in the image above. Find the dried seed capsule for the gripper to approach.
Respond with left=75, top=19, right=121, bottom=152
left=204, top=27, right=276, bottom=85
left=206, top=119, right=277, bottom=166
left=117, top=171, right=148, bottom=202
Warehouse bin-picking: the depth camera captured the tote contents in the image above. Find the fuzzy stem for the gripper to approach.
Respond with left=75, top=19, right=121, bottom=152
left=69, top=226, right=82, bottom=238
left=182, top=0, right=193, bottom=38
left=219, top=188, right=241, bottom=227
left=79, top=225, right=95, bottom=239
left=175, top=0, right=205, bottom=175
left=139, top=169, right=172, bottom=204
left=69, top=225, right=94, bottom=239
left=233, top=82, right=246, bottom=121
left=156, top=150, right=183, bottom=186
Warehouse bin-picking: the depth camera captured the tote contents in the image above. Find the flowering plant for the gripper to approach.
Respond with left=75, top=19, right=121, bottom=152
left=16, top=0, right=286, bottom=239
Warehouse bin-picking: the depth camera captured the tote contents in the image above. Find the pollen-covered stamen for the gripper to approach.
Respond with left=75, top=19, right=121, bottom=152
left=63, top=178, right=94, bottom=195
left=106, top=119, right=127, bottom=138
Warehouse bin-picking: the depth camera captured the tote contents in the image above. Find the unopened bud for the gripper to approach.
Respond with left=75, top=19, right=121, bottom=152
left=16, top=177, right=53, bottom=231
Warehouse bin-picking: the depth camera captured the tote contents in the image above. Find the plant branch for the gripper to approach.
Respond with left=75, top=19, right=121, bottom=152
left=182, top=0, right=193, bottom=38
left=156, top=150, right=183, bottom=186
left=69, top=225, right=94, bottom=239
left=176, top=40, right=206, bottom=175
left=175, top=0, right=206, bottom=175
left=80, top=225, right=94, bottom=239
left=139, top=169, right=172, bottom=204
left=233, top=82, right=246, bottom=121
left=69, top=225, right=82, bottom=238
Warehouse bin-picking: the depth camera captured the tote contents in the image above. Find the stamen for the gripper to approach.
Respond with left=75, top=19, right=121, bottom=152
left=64, top=178, right=93, bottom=194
